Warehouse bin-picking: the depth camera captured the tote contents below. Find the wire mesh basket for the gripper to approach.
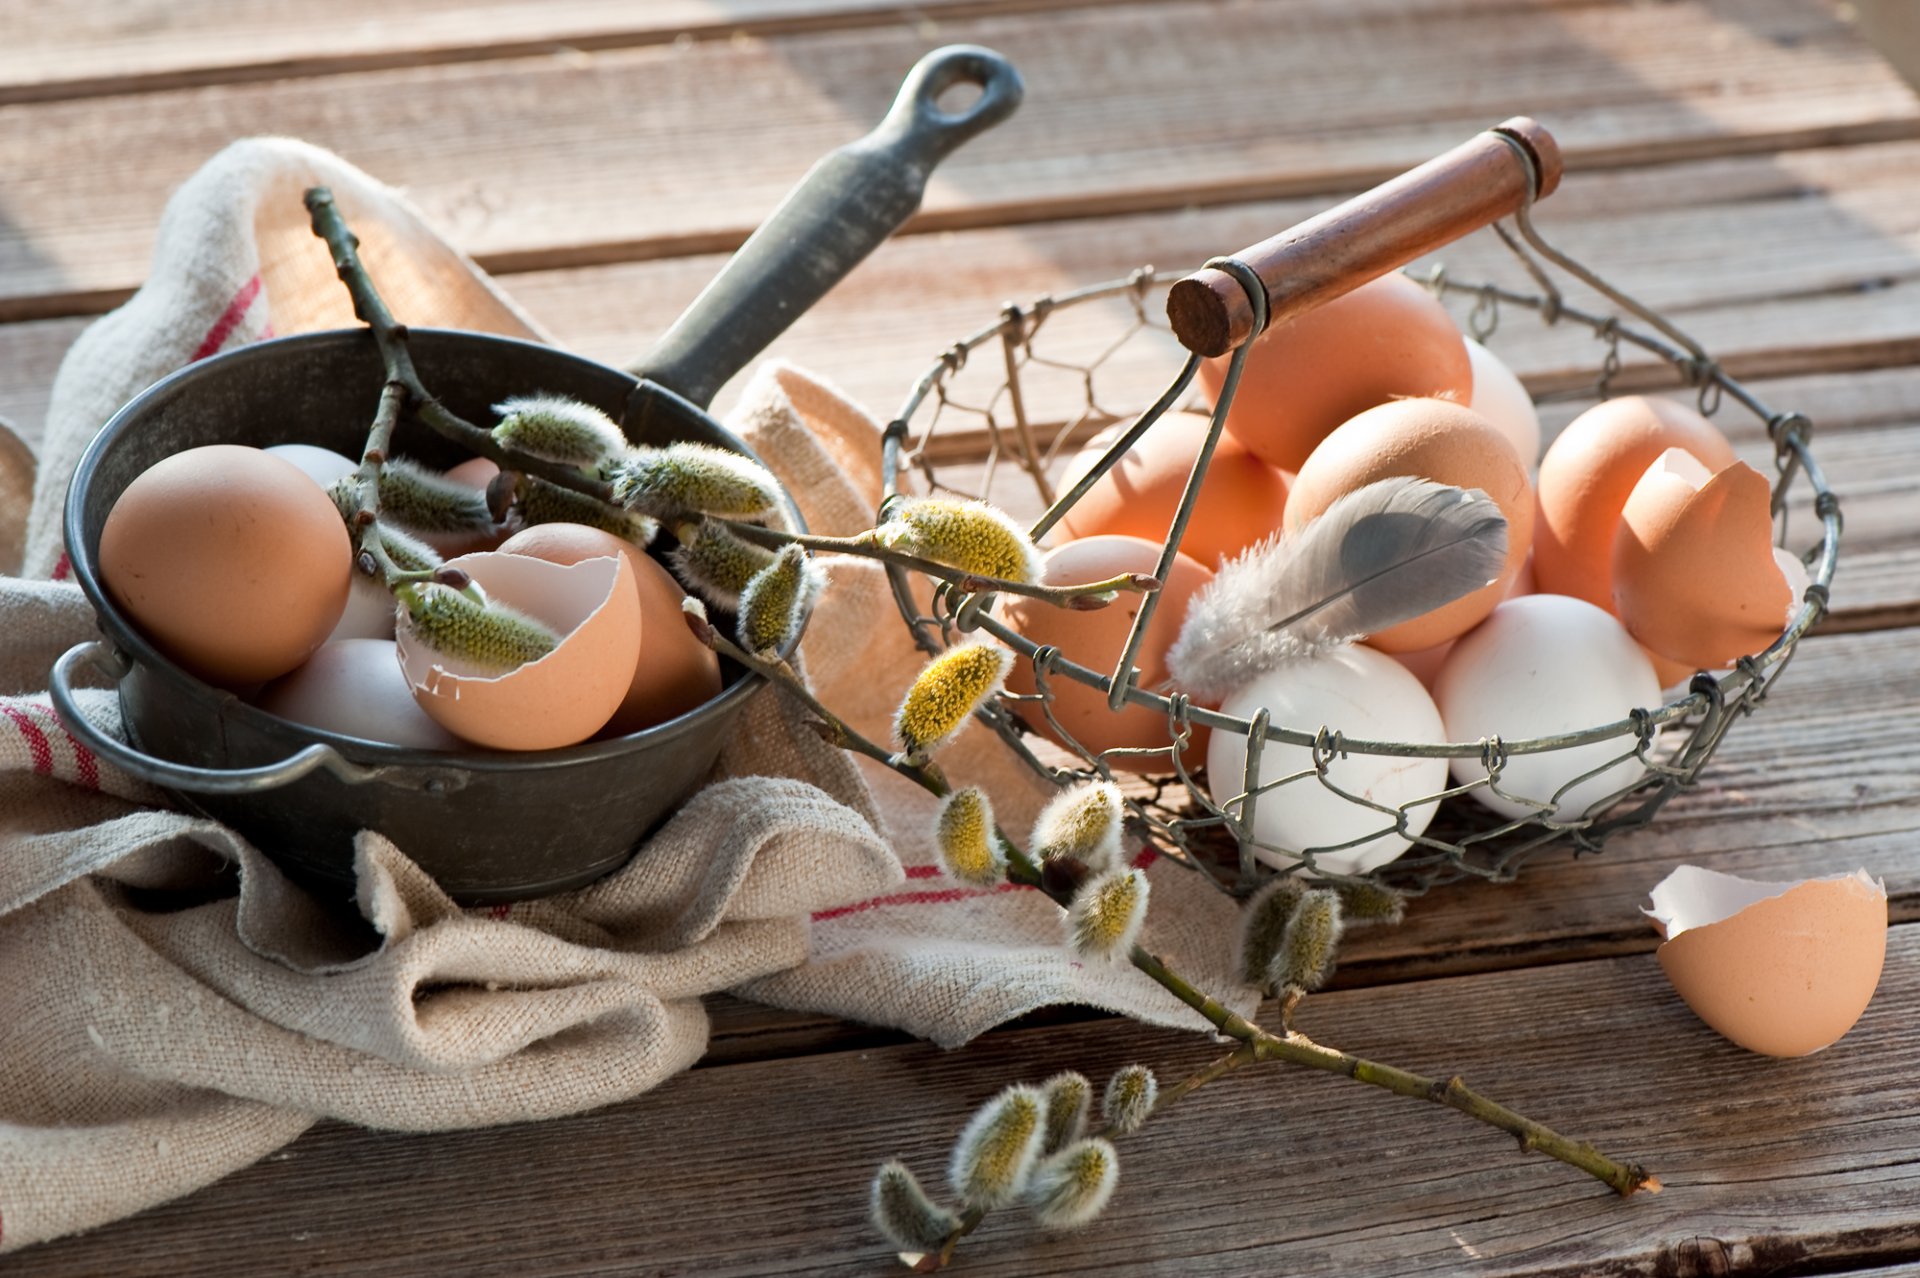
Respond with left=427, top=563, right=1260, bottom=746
left=875, top=120, right=1841, bottom=898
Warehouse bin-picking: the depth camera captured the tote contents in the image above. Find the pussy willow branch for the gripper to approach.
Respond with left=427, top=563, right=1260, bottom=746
left=705, top=625, right=1658, bottom=1223
left=714, top=517, right=1150, bottom=610
left=304, top=186, right=618, bottom=504
left=308, top=187, right=1147, bottom=620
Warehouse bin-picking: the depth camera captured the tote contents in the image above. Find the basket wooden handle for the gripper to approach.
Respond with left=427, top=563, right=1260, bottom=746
left=1166, top=118, right=1562, bottom=357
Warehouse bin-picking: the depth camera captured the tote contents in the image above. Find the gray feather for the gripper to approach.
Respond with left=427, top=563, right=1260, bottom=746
left=1165, top=477, right=1508, bottom=699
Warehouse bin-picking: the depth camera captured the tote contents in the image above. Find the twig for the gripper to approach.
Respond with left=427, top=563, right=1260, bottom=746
left=697, top=616, right=1656, bottom=1208
left=303, top=186, right=618, bottom=504
left=714, top=517, right=1151, bottom=610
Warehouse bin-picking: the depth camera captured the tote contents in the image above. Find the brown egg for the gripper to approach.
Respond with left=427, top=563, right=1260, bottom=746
left=399, top=550, right=641, bottom=750
left=100, top=444, right=351, bottom=685
left=1649, top=866, right=1886, bottom=1057
left=1056, top=415, right=1289, bottom=568
left=1004, top=535, right=1213, bottom=771
left=1534, top=396, right=1735, bottom=609
left=1613, top=449, right=1793, bottom=669
left=444, top=457, right=501, bottom=489
left=1283, top=398, right=1533, bottom=652
left=1201, top=272, right=1472, bottom=473
left=497, top=522, right=724, bottom=734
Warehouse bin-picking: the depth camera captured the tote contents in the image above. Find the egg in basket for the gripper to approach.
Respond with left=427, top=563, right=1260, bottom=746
left=874, top=117, right=1839, bottom=896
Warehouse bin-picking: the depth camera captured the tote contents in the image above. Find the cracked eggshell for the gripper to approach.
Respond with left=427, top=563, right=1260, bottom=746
left=1613, top=449, right=1797, bottom=669
left=398, top=550, right=641, bottom=750
left=497, top=522, right=723, bottom=735
left=1648, top=866, right=1887, bottom=1057
left=1534, top=395, right=1735, bottom=610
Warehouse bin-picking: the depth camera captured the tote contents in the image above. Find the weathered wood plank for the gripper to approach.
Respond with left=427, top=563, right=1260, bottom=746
left=0, top=0, right=1082, bottom=105
left=1, top=0, right=1542, bottom=105
left=15, top=922, right=1920, bottom=1276
left=0, top=0, right=1912, bottom=318
left=12, top=138, right=1920, bottom=456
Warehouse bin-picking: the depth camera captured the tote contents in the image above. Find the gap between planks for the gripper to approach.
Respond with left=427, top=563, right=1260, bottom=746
left=1, top=0, right=1914, bottom=321
left=16, top=923, right=1920, bottom=1277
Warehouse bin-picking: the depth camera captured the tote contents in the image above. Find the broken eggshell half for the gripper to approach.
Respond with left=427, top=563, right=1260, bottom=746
left=397, top=550, right=642, bottom=751
left=1646, top=865, right=1888, bottom=1057
left=1613, top=449, right=1807, bottom=670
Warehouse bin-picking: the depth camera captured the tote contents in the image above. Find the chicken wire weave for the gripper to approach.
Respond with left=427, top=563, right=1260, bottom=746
left=874, top=200, right=1842, bottom=898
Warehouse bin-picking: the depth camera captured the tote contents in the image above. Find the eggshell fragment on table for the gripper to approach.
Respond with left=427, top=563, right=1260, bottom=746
left=1647, top=865, right=1888, bottom=1057
left=398, top=550, right=641, bottom=751
left=1533, top=395, right=1735, bottom=610
left=1613, top=449, right=1798, bottom=669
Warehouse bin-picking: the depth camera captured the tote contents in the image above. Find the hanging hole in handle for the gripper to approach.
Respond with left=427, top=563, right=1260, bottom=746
left=936, top=80, right=984, bottom=115
left=890, top=45, right=1024, bottom=151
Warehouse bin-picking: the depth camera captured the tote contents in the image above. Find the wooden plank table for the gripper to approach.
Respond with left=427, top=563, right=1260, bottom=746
left=7, top=1, right=1920, bottom=1272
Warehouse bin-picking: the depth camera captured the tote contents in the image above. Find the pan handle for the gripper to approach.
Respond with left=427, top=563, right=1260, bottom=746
left=1167, top=118, right=1563, bottom=358
left=49, top=640, right=450, bottom=795
left=628, top=44, right=1023, bottom=411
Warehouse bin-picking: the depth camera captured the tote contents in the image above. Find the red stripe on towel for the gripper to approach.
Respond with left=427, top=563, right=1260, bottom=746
left=38, top=701, right=101, bottom=791
left=812, top=881, right=1027, bottom=922
left=190, top=275, right=263, bottom=363
left=50, top=552, right=71, bottom=582
left=1, top=703, right=54, bottom=776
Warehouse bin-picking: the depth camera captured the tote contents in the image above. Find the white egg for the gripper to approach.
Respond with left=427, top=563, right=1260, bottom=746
left=264, top=443, right=357, bottom=489
left=1465, top=338, right=1542, bottom=471
left=1207, top=644, right=1448, bottom=875
left=256, top=638, right=463, bottom=750
left=1434, top=594, right=1660, bottom=821
left=329, top=574, right=399, bottom=641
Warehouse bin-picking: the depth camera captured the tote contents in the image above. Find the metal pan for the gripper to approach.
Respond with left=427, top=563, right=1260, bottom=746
left=50, top=46, right=1023, bottom=905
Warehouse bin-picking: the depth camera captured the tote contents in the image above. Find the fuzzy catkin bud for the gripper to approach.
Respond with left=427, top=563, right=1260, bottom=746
left=1029, top=782, right=1125, bottom=873
left=934, top=788, right=1004, bottom=886
left=872, top=496, right=1042, bottom=585
left=608, top=443, right=781, bottom=522
left=1027, top=1139, right=1118, bottom=1230
left=491, top=395, right=627, bottom=471
left=869, top=1160, right=960, bottom=1254
left=1039, top=1072, right=1091, bottom=1156
left=1067, top=869, right=1149, bottom=961
left=377, top=457, right=496, bottom=536
left=1102, top=1065, right=1156, bottom=1136
left=512, top=475, right=658, bottom=546
left=669, top=522, right=776, bottom=609
left=395, top=582, right=559, bottom=671
left=373, top=524, right=444, bottom=575
left=1273, top=888, right=1344, bottom=995
left=736, top=544, right=819, bottom=657
left=1337, top=880, right=1409, bottom=926
left=893, top=642, right=1013, bottom=762
left=1236, top=877, right=1309, bottom=990
left=948, top=1085, right=1047, bottom=1210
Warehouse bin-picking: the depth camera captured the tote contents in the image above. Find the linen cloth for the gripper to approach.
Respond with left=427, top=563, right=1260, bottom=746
left=0, top=139, right=1245, bottom=1254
